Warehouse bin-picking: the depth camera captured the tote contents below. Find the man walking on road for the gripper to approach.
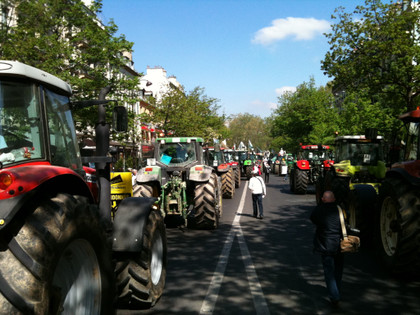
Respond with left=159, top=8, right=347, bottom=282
left=310, top=191, right=344, bottom=307
left=248, top=169, right=266, bottom=219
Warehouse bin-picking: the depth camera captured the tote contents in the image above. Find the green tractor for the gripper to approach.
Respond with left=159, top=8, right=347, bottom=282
left=237, top=150, right=256, bottom=179
left=134, top=137, right=222, bottom=229
left=317, top=131, right=386, bottom=242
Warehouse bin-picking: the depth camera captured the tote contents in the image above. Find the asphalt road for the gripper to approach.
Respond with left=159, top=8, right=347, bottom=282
left=117, top=173, right=420, bottom=315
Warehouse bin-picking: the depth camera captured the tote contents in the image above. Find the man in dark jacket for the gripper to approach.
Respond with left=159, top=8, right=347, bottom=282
left=310, top=190, right=343, bottom=307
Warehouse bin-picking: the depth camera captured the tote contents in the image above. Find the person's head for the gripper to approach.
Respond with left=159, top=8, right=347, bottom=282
left=252, top=169, right=258, bottom=176
left=322, top=191, right=335, bottom=203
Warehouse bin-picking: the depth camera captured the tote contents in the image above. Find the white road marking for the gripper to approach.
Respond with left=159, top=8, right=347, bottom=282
left=199, top=187, right=270, bottom=315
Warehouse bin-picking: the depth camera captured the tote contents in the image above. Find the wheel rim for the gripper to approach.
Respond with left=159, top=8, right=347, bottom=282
left=151, top=232, right=164, bottom=285
left=53, top=239, right=101, bottom=315
left=380, top=196, right=398, bottom=257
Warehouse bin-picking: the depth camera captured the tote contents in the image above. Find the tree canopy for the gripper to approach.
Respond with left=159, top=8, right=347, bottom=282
left=145, top=86, right=228, bottom=142
left=322, top=0, right=420, bottom=115
left=270, top=78, right=338, bottom=152
left=228, top=113, right=271, bottom=151
left=0, top=0, right=139, bottom=135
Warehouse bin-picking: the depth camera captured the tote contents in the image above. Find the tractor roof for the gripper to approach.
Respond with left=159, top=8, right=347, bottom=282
left=157, top=137, right=204, bottom=143
left=0, top=60, right=72, bottom=95
left=399, top=107, right=420, bottom=123
left=301, top=145, right=330, bottom=150
left=335, top=135, right=383, bottom=141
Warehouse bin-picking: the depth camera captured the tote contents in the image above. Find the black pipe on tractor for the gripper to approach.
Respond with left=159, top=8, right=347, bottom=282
left=96, top=86, right=112, bottom=226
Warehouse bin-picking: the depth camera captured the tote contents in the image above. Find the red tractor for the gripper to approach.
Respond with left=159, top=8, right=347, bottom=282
left=204, top=145, right=236, bottom=199
left=376, top=107, right=420, bottom=275
left=289, top=145, right=334, bottom=194
left=223, top=148, right=241, bottom=188
left=0, top=60, right=167, bottom=313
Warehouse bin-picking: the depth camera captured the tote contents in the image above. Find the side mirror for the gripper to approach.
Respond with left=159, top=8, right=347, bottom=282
left=113, top=106, right=128, bottom=132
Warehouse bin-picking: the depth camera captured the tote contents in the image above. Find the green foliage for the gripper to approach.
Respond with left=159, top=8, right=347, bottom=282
left=150, top=86, right=228, bottom=142
left=270, top=78, right=339, bottom=153
left=228, top=113, right=271, bottom=151
left=335, top=90, right=401, bottom=138
left=322, top=0, right=420, bottom=116
left=0, top=0, right=139, bottom=139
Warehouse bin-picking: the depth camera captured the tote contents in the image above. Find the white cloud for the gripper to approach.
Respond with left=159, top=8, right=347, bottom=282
left=252, top=17, right=330, bottom=46
left=275, top=86, right=297, bottom=96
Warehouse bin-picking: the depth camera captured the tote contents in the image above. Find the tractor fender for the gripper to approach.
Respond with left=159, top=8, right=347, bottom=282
left=0, top=172, right=94, bottom=232
left=350, top=184, right=378, bottom=205
left=296, top=160, right=310, bottom=170
left=189, top=164, right=213, bottom=182
left=136, top=165, right=161, bottom=183
left=385, top=167, right=420, bottom=187
left=112, top=197, right=158, bottom=252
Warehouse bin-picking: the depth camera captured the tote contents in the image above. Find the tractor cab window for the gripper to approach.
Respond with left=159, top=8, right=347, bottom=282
left=404, top=122, right=419, bottom=160
left=238, top=152, right=247, bottom=161
left=338, top=141, right=384, bottom=165
left=45, top=89, right=82, bottom=171
left=159, top=142, right=196, bottom=165
left=0, top=80, right=44, bottom=166
left=207, top=149, right=224, bottom=166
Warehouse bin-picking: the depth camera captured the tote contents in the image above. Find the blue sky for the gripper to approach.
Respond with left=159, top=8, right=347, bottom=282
left=100, top=0, right=363, bottom=118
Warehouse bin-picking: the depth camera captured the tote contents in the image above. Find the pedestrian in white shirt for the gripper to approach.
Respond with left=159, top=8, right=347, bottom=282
left=248, top=169, right=266, bottom=219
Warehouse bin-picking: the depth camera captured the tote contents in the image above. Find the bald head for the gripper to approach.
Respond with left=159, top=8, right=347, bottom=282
left=322, top=191, right=336, bottom=203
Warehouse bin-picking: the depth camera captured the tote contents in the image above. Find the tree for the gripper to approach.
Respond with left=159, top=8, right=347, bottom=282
left=0, top=0, right=139, bottom=136
left=322, top=0, right=420, bottom=118
left=270, top=78, right=339, bottom=153
left=147, top=86, right=228, bottom=142
left=228, top=113, right=271, bottom=151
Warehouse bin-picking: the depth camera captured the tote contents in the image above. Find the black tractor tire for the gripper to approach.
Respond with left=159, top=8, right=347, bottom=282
left=294, top=169, right=308, bottom=194
left=115, top=210, right=167, bottom=309
left=221, top=169, right=235, bottom=199
left=272, top=164, right=278, bottom=175
left=235, top=167, right=241, bottom=188
left=375, top=178, right=420, bottom=276
left=245, top=166, right=252, bottom=180
left=216, top=175, right=223, bottom=218
left=191, top=173, right=220, bottom=229
left=347, top=185, right=377, bottom=244
left=133, top=183, right=157, bottom=198
left=324, top=171, right=350, bottom=209
left=315, top=176, right=325, bottom=205
left=0, top=193, right=114, bottom=315
left=289, top=168, right=296, bottom=192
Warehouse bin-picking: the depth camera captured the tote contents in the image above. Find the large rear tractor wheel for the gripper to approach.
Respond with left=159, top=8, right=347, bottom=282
left=191, top=174, right=220, bottom=229
left=347, top=185, right=377, bottom=246
left=294, top=169, right=308, bottom=194
left=221, top=169, right=235, bottom=199
left=376, top=178, right=420, bottom=276
left=245, top=166, right=252, bottom=180
left=273, top=164, right=279, bottom=175
left=289, top=168, right=295, bottom=192
left=0, top=193, right=114, bottom=315
left=115, top=210, right=167, bottom=309
left=235, top=167, right=241, bottom=188
left=324, top=171, right=350, bottom=208
left=133, top=183, right=158, bottom=198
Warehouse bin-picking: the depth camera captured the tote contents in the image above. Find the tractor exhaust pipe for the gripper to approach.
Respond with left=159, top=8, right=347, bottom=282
left=96, top=86, right=112, bottom=226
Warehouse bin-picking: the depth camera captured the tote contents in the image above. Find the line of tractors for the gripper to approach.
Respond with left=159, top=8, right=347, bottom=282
left=0, top=60, right=418, bottom=313
left=0, top=59, right=262, bottom=314
left=280, top=110, right=420, bottom=278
